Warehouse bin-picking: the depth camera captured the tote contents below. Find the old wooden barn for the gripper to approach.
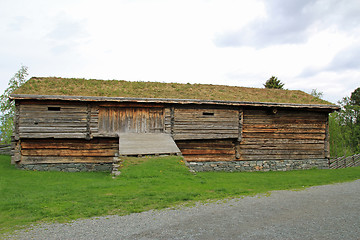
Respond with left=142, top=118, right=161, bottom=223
left=10, top=77, right=339, bottom=172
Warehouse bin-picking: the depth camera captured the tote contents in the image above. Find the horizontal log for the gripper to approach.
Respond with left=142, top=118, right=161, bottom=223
left=243, top=128, right=326, bottom=134
left=242, top=133, right=325, bottom=140
left=19, top=127, right=87, bottom=133
left=12, top=95, right=339, bottom=111
left=240, top=143, right=324, bottom=150
left=20, top=112, right=87, bottom=117
left=19, top=122, right=88, bottom=127
left=177, top=145, right=235, bottom=150
left=238, top=154, right=324, bottom=160
left=181, top=149, right=234, bottom=155
left=244, top=109, right=327, bottom=117
left=243, top=119, right=325, bottom=125
left=173, top=124, right=238, bottom=129
left=21, top=142, right=118, bottom=150
left=21, top=156, right=115, bottom=164
left=243, top=123, right=325, bottom=129
left=175, top=109, right=238, bottom=113
left=22, top=149, right=117, bottom=157
left=183, top=155, right=235, bottom=162
left=19, top=133, right=87, bottom=138
left=174, top=129, right=238, bottom=134
left=173, top=133, right=238, bottom=140
left=241, top=138, right=324, bottom=144
left=239, top=149, right=324, bottom=155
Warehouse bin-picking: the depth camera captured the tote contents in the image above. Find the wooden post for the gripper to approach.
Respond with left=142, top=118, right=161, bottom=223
left=324, top=114, right=330, bottom=159
left=86, top=103, right=91, bottom=140
left=170, top=106, right=175, bottom=137
left=14, top=102, right=20, bottom=140
left=238, top=109, right=243, bottom=142
left=235, top=108, right=243, bottom=159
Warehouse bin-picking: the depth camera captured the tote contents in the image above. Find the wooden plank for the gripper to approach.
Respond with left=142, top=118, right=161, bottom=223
left=239, top=154, right=325, bottom=160
left=173, top=125, right=238, bottom=130
left=324, top=116, right=330, bottom=159
left=242, top=133, right=325, bottom=140
left=181, top=149, right=234, bottom=155
left=21, top=142, right=118, bottom=150
left=243, top=128, right=326, bottom=134
left=241, top=138, right=324, bottom=144
left=182, top=155, right=235, bottom=162
left=173, top=133, right=238, bottom=140
left=19, top=133, right=87, bottom=138
left=118, top=133, right=181, bottom=155
left=21, top=156, right=115, bottom=164
left=22, top=149, right=117, bottom=157
left=14, top=103, right=20, bottom=140
left=239, top=149, right=324, bottom=155
left=240, top=143, right=324, bottom=150
left=11, top=94, right=340, bottom=111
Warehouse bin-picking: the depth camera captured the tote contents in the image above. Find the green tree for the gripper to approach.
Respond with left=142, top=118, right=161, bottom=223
left=263, top=76, right=284, bottom=89
left=329, top=93, right=360, bottom=157
left=0, top=66, right=28, bottom=143
left=350, top=87, right=360, bottom=106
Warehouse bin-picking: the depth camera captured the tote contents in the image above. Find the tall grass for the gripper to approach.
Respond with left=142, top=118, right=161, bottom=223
left=1, top=155, right=359, bottom=234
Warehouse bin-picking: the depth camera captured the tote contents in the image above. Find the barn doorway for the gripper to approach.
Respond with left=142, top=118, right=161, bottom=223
left=99, top=107, right=180, bottom=156
left=98, top=107, right=164, bottom=134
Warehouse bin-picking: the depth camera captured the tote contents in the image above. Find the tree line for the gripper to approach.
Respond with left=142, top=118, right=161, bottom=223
left=329, top=88, right=360, bottom=157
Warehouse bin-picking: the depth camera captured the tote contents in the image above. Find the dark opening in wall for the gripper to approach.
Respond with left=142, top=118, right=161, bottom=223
left=202, top=112, right=214, bottom=116
left=48, top=107, right=61, bottom=111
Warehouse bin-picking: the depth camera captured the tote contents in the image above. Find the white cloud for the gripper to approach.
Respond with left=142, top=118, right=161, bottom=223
left=214, top=0, right=360, bottom=48
left=0, top=0, right=359, bottom=104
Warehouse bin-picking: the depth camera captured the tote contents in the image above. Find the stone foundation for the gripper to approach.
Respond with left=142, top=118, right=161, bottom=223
left=186, top=159, right=329, bottom=172
left=16, top=163, right=113, bottom=172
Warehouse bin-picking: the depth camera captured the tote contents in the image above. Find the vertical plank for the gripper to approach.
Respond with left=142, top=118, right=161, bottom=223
left=238, top=108, right=243, bottom=142
left=14, top=102, right=20, bottom=140
left=324, top=114, right=330, bottom=159
left=170, top=106, right=175, bottom=137
left=86, top=104, right=91, bottom=140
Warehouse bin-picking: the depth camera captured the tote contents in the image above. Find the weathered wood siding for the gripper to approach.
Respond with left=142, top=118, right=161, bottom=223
left=19, top=138, right=118, bottom=164
left=18, top=102, right=89, bottom=138
left=176, top=139, right=235, bottom=162
left=98, top=107, right=164, bottom=133
left=239, top=109, right=327, bottom=161
left=172, top=107, right=239, bottom=140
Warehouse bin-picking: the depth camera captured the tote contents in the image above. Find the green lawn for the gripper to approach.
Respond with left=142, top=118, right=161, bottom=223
left=1, top=155, right=359, bottom=234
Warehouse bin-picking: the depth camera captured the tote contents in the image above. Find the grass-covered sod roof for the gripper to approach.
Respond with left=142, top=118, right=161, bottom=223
left=13, top=77, right=332, bottom=105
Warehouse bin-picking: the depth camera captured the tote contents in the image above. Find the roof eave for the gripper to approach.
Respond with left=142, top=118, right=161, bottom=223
left=10, top=94, right=340, bottom=111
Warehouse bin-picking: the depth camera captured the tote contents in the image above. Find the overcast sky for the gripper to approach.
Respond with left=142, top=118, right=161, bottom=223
left=1, top=0, right=360, bottom=103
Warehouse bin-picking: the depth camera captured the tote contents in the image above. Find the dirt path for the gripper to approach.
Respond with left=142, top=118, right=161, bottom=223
left=6, top=180, right=360, bottom=240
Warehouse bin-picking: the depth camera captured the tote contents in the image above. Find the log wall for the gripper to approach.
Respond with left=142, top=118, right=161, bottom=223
left=172, top=107, right=239, bottom=140
left=18, top=102, right=89, bottom=138
left=239, top=109, right=327, bottom=161
left=176, top=139, right=235, bottom=162
left=19, top=138, right=118, bottom=164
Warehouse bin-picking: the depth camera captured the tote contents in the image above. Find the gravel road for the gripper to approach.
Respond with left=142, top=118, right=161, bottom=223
left=6, top=180, right=360, bottom=240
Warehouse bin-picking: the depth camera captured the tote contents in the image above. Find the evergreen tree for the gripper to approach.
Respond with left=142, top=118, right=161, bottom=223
left=263, top=76, right=284, bottom=89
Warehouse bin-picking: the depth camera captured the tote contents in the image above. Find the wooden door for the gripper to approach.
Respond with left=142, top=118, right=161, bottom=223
left=99, top=107, right=164, bottom=133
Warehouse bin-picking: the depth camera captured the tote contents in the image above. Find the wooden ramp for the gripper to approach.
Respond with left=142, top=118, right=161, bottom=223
left=118, top=133, right=181, bottom=156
